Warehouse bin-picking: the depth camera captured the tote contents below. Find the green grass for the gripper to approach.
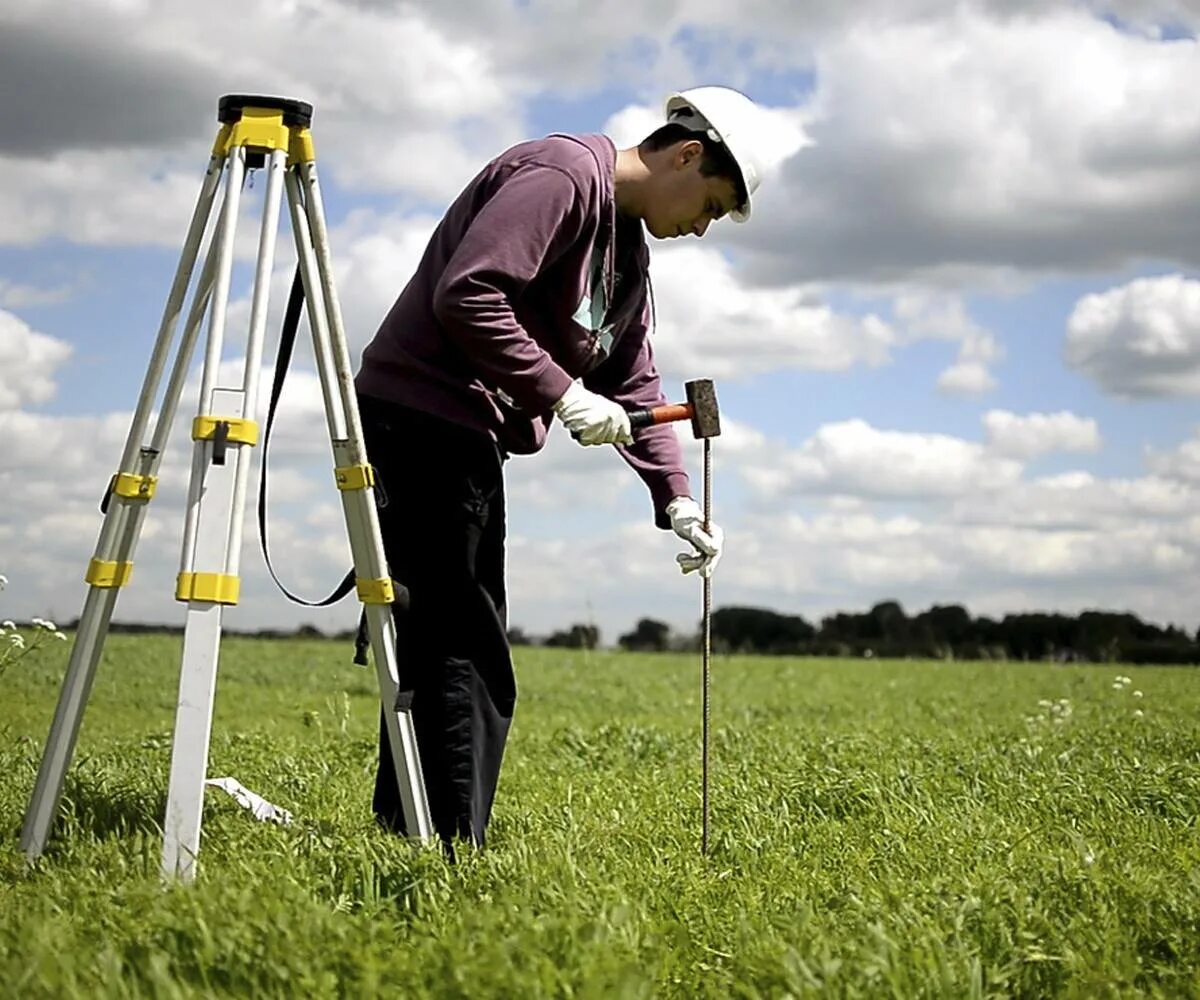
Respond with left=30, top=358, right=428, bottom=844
left=2, top=635, right=1199, bottom=998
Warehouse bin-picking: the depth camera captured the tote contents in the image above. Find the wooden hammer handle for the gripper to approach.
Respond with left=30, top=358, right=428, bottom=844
left=628, top=403, right=693, bottom=430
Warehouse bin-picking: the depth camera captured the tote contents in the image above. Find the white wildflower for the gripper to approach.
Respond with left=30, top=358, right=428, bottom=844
left=1112, top=682, right=1124, bottom=690
left=54, top=631, right=67, bottom=642
left=1134, top=709, right=1145, bottom=718
left=2, top=620, right=14, bottom=630
left=9, top=634, right=25, bottom=649
left=1133, top=690, right=1143, bottom=699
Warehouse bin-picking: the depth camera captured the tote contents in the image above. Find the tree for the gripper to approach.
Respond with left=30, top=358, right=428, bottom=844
left=868, top=600, right=909, bottom=641
left=544, top=624, right=600, bottom=650
left=618, top=618, right=671, bottom=652
left=712, top=607, right=815, bottom=654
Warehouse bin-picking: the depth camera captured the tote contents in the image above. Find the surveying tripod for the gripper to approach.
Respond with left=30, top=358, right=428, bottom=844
left=20, top=95, right=434, bottom=880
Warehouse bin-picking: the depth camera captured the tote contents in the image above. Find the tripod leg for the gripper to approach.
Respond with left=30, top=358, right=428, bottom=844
left=20, top=156, right=225, bottom=862
left=285, top=161, right=434, bottom=841
left=161, top=145, right=289, bottom=880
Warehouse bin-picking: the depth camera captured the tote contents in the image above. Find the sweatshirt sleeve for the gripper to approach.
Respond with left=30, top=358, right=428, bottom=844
left=584, top=298, right=692, bottom=529
left=432, top=164, right=582, bottom=412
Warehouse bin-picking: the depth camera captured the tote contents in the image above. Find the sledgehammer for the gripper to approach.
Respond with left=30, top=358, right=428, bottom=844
left=628, top=378, right=722, bottom=440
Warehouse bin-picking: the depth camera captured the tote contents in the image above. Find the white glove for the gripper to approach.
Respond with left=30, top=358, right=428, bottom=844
left=552, top=382, right=633, bottom=446
left=666, top=496, right=724, bottom=578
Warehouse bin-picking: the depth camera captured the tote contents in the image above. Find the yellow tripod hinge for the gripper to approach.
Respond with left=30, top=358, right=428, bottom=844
left=109, top=472, right=158, bottom=503
left=176, top=572, right=241, bottom=606
left=356, top=577, right=395, bottom=605
left=290, top=128, right=315, bottom=165
left=86, top=559, right=133, bottom=589
left=335, top=464, right=376, bottom=492
left=192, top=416, right=259, bottom=446
left=212, top=113, right=314, bottom=165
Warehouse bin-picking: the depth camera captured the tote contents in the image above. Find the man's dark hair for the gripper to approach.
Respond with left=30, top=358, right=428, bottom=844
left=640, top=122, right=747, bottom=209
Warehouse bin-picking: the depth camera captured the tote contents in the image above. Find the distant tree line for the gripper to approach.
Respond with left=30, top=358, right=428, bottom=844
left=599, top=602, right=1200, bottom=664
left=50, top=599, right=1200, bottom=664
left=514, top=601, right=1200, bottom=665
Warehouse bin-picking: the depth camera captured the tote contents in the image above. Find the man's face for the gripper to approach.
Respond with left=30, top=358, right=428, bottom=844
left=643, top=141, right=741, bottom=240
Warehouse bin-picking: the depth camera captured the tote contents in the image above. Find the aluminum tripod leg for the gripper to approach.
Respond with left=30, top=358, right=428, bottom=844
left=20, top=155, right=225, bottom=861
left=161, top=141, right=282, bottom=879
left=285, top=160, right=433, bottom=840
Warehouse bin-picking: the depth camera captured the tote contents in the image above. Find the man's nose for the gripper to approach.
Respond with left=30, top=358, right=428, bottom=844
left=692, top=218, right=710, bottom=237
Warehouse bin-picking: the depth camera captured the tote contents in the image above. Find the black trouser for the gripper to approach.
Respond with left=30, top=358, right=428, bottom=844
left=358, top=394, right=514, bottom=850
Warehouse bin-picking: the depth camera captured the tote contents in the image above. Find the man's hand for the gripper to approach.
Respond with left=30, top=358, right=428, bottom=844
left=666, top=496, right=724, bottom=578
left=553, top=382, right=634, bottom=446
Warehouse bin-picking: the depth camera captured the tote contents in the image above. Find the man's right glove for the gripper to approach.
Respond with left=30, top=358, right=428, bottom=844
left=666, top=496, right=724, bottom=578
left=552, top=382, right=634, bottom=446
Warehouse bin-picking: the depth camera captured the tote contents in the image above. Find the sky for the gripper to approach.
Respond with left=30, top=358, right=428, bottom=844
left=3, top=0, right=1200, bottom=646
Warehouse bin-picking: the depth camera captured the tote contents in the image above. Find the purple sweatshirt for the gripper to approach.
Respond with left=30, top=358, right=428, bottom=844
left=355, top=132, right=690, bottom=528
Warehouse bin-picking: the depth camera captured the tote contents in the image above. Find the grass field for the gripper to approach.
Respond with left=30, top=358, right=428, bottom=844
left=1, top=634, right=1198, bottom=998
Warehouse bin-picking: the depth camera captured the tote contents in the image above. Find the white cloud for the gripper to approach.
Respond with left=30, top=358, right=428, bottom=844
left=0, top=311, right=73, bottom=410
left=1092, top=1, right=1200, bottom=31
left=0, top=279, right=74, bottom=308
left=983, top=410, right=1102, bottom=459
left=1065, top=273, right=1200, bottom=397
left=648, top=244, right=895, bottom=383
left=951, top=472, right=1193, bottom=530
left=1146, top=426, right=1200, bottom=482
left=938, top=361, right=996, bottom=396
left=743, top=7, right=1200, bottom=286
left=743, top=419, right=1024, bottom=500
left=893, top=292, right=1004, bottom=395
left=0, top=1, right=524, bottom=247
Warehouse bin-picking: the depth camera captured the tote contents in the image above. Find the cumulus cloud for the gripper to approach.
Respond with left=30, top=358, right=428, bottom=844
left=890, top=292, right=1004, bottom=395
left=740, top=7, right=1200, bottom=287
left=1065, top=273, right=1200, bottom=397
left=0, top=0, right=525, bottom=247
left=0, top=311, right=72, bottom=410
left=983, top=410, right=1102, bottom=459
left=740, top=419, right=1024, bottom=500
left=938, top=361, right=996, bottom=396
left=1145, top=426, right=1200, bottom=482
left=951, top=472, right=1193, bottom=530
left=648, top=245, right=896, bottom=383
left=711, top=501, right=1200, bottom=633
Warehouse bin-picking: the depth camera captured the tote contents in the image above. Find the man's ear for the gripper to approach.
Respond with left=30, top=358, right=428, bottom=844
left=675, top=139, right=704, bottom=170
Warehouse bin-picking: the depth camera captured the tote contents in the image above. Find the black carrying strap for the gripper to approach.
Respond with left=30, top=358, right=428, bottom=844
left=257, top=266, right=371, bottom=664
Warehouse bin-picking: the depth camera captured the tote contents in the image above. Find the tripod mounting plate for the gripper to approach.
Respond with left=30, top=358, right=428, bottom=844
left=218, top=94, right=313, bottom=128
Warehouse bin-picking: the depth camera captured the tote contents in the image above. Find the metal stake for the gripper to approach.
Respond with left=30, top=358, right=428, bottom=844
left=702, top=436, right=712, bottom=856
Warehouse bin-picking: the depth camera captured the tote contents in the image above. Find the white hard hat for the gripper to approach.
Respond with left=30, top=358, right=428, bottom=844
left=664, top=86, right=765, bottom=223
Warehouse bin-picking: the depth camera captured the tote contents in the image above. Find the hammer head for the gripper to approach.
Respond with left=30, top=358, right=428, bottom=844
left=685, top=379, right=721, bottom=439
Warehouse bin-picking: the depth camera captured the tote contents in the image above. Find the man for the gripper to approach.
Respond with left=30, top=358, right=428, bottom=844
left=354, top=86, right=769, bottom=851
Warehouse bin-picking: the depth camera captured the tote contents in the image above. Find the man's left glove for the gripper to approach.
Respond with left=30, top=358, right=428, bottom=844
left=552, top=382, right=634, bottom=446
left=666, top=496, right=724, bottom=578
